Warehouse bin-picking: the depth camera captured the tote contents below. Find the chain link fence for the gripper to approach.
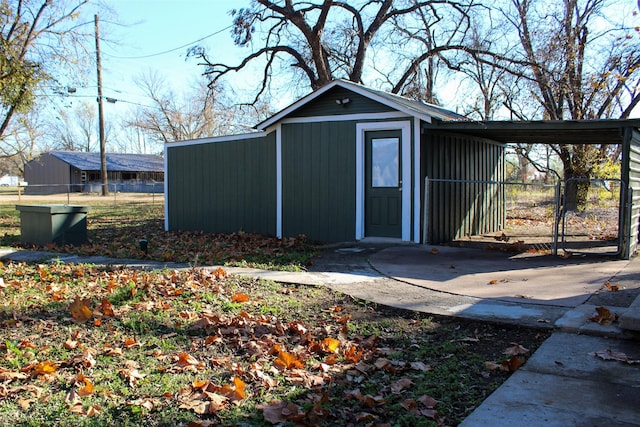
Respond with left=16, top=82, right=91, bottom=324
left=0, top=184, right=164, bottom=206
left=433, top=178, right=623, bottom=255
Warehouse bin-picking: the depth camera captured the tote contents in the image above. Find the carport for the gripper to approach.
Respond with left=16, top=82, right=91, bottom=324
left=422, top=119, right=640, bottom=259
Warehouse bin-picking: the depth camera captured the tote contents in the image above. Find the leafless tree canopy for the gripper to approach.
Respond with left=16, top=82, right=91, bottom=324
left=189, top=0, right=476, bottom=104
left=443, top=0, right=640, bottom=205
left=125, top=72, right=263, bottom=146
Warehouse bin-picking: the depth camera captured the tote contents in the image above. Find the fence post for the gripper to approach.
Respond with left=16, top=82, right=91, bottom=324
left=422, top=177, right=430, bottom=244
left=552, top=181, right=562, bottom=256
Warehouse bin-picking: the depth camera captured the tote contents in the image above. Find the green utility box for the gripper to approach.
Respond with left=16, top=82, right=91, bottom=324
left=16, top=204, right=91, bottom=246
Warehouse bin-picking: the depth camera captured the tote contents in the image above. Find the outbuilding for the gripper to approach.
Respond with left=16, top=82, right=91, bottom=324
left=165, top=79, right=505, bottom=244
left=165, top=80, right=640, bottom=258
left=24, top=151, right=164, bottom=194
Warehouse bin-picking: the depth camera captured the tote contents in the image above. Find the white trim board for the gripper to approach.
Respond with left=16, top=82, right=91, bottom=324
left=165, top=131, right=268, bottom=149
left=355, top=121, right=412, bottom=242
left=280, top=111, right=409, bottom=125
left=275, top=124, right=283, bottom=239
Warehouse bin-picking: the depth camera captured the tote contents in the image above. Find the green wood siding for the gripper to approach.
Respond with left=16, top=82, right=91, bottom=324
left=282, top=121, right=356, bottom=242
left=292, top=87, right=395, bottom=118
left=422, top=132, right=505, bottom=244
left=166, top=133, right=277, bottom=236
left=621, top=128, right=640, bottom=258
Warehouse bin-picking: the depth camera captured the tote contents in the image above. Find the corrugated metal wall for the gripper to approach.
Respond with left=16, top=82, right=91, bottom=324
left=166, top=133, right=277, bottom=236
left=281, top=121, right=356, bottom=242
left=24, top=153, right=72, bottom=194
left=422, top=132, right=505, bottom=244
left=622, top=128, right=640, bottom=258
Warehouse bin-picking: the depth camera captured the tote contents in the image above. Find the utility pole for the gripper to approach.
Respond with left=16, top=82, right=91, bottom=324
left=94, top=14, right=108, bottom=196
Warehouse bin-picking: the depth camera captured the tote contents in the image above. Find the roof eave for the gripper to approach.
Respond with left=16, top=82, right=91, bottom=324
left=255, top=80, right=442, bottom=130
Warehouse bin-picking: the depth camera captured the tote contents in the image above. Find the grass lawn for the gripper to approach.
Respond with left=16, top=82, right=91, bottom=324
left=0, top=196, right=550, bottom=426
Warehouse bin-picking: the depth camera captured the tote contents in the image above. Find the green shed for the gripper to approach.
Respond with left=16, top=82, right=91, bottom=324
left=165, top=79, right=505, bottom=244
left=165, top=80, right=640, bottom=259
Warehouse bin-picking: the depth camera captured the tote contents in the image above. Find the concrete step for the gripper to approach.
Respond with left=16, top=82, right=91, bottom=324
left=619, top=293, right=640, bottom=332
left=555, top=304, right=637, bottom=339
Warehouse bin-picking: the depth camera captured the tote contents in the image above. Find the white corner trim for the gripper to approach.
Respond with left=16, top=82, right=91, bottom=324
left=163, top=147, right=169, bottom=231
left=276, top=124, right=283, bottom=238
left=355, top=121, right=412, bottom=241
left=413, top=117, right=421, bottom=243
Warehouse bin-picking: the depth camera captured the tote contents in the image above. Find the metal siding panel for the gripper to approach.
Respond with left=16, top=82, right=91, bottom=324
left=421, top=132, right=505, bottom=243
left=624, top=129, right=640, bottom=257
left=282, top=121, right=355, bottom=242
left=167, top=134, right=276, bottom=236
left=292, top=87, right=395, bottom=118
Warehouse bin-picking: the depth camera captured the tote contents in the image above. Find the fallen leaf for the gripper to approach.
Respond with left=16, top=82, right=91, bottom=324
left=484, top=361, right=507, bottom=372
left=64, top=339, right=79, bottom=350
left=344, top=345, right=364, bottom=363
left=18, top=398, right=35, bottom=410
left=176, top=352, right=204, bottom=368
left=231, top=292, right=249, bottom=303
left=86, top=405, right=102, bottom=416
left=220, top=376, right=246, bottom=401
left=418, top=394, right=438, bottom=409
left=355, top=412, right=377, bottom=422
left=410, top=361, right=432, bottom=372
left=0, top=367, right=29, bottom=381
left=604, top=281, right=620, bottom=291
left=321, top=337, right=340, bottom=353
left=75, top=375, right=94, bottom=396
left=503, top=343, right=529, bottom=356
left=589, top=349, right=640, bottom=364
left=100, top=299, right=115, bottom=317
left=274, top=350, right=304, bottom=370
left=501, top=355, right=525, bottom=372
left=119, top=367, right=145, bottom=387
left=390, top=377, right=413, bottom=393
left=589, top=306, right=619, bottom=325
left=69, top=296, right=93, bottom=323
left=34, top=361, right=57, bottom=376
left=124, top=338, right=138, bottom=348
left=259, top=400, right=303, bottom=424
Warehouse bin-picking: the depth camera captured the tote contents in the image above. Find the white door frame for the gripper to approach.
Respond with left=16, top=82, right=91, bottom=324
left=356, top=121, right=412, bottom=241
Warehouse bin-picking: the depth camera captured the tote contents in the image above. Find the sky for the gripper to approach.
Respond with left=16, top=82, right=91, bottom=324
left=64, top=0, right=640, bottom=135
left=78, top=0, right=255, bottom=116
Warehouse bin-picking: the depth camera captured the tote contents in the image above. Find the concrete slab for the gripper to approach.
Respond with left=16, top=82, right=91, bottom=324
left=619, top=294, right=640, bottom=332
left=555, top=304, right=633, bottom=338
left=461, top=333, right=640, bottom=426
left=371, top=246, right=629, bottom=307
left=459, top=371, right=640, bottom=426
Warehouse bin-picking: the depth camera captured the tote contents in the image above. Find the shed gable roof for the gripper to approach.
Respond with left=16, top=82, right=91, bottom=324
left=256, top=79, right=466, bottom=130
left=48, top=151, right=164, bottom=172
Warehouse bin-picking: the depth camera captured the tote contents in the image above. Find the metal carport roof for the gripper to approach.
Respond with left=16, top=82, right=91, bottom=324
left=422, top=119, right=640, bottom=145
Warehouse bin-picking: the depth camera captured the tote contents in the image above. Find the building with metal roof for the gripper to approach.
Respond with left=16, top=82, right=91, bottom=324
left=24, top=151, right=164, bottom=195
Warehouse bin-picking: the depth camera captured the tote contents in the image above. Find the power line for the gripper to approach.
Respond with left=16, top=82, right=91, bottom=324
left=104, top=25, right=233, bottom=59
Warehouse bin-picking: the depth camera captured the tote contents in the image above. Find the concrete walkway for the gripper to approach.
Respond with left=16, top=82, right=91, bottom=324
left=1, top=244, right=639, bottom=426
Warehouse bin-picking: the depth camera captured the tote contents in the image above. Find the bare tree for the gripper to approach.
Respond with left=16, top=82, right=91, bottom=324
left=48, top=101, right=97, bottom=152
left=0, top=0, right=92, bottom=144
left=189, top=0, right=476, bottom=104
left=125, top=72, right=246, bottom=145
left=446, top=0, right=640, bottom=206
left=0, top=108, right=47, bottom=175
